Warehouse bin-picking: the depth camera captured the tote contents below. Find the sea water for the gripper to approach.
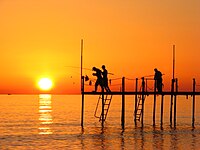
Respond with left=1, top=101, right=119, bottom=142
left=1, top=94, right=200, bottom=149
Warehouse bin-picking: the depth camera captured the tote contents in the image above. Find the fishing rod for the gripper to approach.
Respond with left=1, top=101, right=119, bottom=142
left=65, top=66, right=114, bottom=75
left=141, top=74, right=165, bottom=79
left=65, top=66, right=91, bottom=71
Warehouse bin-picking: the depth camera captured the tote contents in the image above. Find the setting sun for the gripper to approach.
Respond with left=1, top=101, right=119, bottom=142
left=38, top=78, right=53, bottom=91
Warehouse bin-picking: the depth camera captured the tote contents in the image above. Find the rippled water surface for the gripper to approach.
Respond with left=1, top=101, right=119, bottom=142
left=1, top=94, right=200, bottom=149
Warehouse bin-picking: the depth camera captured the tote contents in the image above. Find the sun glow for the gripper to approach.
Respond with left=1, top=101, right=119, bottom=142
left=38, top=78, right=53, bottom=91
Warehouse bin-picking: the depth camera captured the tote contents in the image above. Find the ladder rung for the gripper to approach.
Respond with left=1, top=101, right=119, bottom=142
left=136, top=111, right=141, bottom=113
left=104, top=101, right=111, bottom=103
left=104, top=103, right=110, bottom=105
left=104, top=100, right=111, bottom=103
left=96, top=94, right=113, bottom=122
left=136, top=112, right=142, bottom=114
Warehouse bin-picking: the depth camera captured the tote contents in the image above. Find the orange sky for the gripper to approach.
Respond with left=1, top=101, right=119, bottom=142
left=0, top=0, right=200, bottom=94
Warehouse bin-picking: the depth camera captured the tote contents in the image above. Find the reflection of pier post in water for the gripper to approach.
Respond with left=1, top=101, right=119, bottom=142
left=39, top=94, right=53, bottom=134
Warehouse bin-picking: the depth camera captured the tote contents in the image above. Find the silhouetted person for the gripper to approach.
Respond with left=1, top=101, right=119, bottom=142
left=92, top=67, right=103, bottom=92
left=102, top=65, right=111, bottom=92
left=154, top=68, right=163, bottom=92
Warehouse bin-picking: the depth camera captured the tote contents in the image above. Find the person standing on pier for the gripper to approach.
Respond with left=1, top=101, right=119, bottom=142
left=92, top=67, right=103, bottom=92
left=102, top=65, right=111, bottom=92
left=154, top=68, right=163, bottom=92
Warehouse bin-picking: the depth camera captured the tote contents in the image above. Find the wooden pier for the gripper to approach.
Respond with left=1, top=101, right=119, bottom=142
left=81, top=76, right=200, bottom=128
left=80, top=40, right=199, bottom=128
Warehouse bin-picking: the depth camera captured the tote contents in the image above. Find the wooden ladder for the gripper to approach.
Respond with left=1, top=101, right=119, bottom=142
left=135, top=92, right=146, bottom=122
left=94, top=94, right=113, bottom=122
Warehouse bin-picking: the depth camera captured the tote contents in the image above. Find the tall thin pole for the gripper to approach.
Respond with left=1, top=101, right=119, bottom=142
left=81, top=39, right=83, bottom=91
left=173, top=45, right=175, bottom=80
left=81, top=39, right=84, bottom=127
left=170, top=45, right=175, bottom=127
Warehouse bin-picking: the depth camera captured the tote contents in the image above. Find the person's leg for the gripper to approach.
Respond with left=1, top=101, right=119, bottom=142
left=94, top=81, right=98, bottom=92
left=157, top=81, right=162, bottom=92
left=159, top=82, right=162, bottom=92
left=156, top=81, right=159, bottom=92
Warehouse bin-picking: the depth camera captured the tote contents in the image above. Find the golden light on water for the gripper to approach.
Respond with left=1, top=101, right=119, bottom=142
left=39, top=94, right=53, bottom=134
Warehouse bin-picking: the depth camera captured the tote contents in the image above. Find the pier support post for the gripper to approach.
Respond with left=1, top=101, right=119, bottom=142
left=170, top=79, right=175, bottom=126
left=101, top=87, right=105, bottom=127
left=121, top=77, right=125, bottom=129
left=192, top=78, right=196, bottom=128
left=153, top=80, right=157, bottom=126
left=160, top=95, right=164, bottom=128
left=81, top=76, right=85, bottom=127
left=134, top=78, right=138, bottom=125
left=141, top=77, right=145, bottom=127
left=174, top=78, right=178, bottom=127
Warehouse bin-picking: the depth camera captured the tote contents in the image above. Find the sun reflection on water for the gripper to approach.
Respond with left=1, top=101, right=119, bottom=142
left=39, top=94, right=53, bottom=134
